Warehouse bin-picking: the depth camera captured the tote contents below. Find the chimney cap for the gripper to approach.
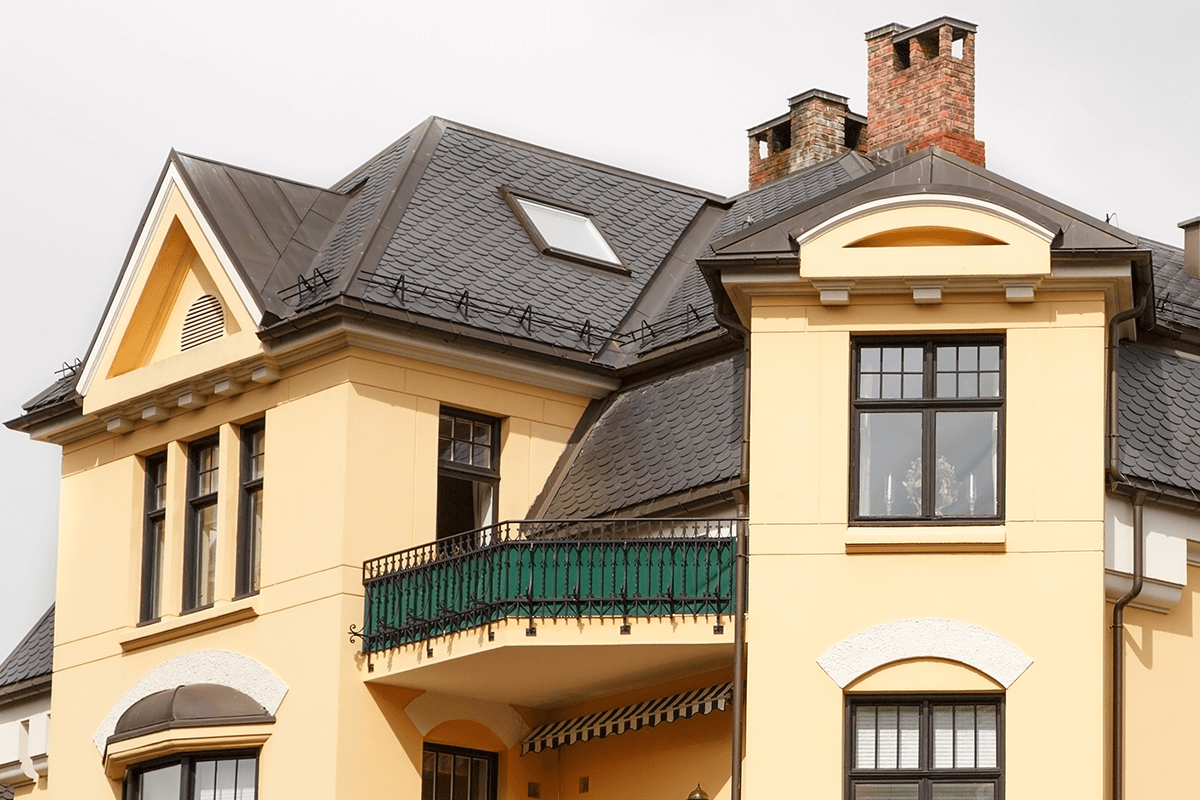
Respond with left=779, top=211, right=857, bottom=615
left=1178, top=216, right=1200, bottom=230
left=788, top=88, right=850, bottom=108
left=746, top=112, right=790, bottom=137
left=866, top=16, right=977, bottom=44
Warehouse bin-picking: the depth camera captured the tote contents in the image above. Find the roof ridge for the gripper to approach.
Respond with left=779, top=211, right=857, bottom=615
left=328, top=116, right=434, bottom=191
left=328, top=117, right=447, bottom=299
left=436, top=117, right=729, bottom=203
left=174, top=151, right=334, bottom=195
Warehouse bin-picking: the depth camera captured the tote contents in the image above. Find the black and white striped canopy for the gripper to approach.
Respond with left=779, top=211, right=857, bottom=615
left=521, top=682, right=732, bottom=755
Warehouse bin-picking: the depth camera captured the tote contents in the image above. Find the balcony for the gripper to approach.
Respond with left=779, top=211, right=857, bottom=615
left=357, top=518, right=744, bottom=656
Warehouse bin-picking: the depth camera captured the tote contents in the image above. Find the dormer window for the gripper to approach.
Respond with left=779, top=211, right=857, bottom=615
left=500, top=187, right=626, bottom=273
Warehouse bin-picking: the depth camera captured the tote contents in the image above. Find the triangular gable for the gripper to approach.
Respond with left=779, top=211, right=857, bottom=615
left=78, top=160, right=267, bottom=415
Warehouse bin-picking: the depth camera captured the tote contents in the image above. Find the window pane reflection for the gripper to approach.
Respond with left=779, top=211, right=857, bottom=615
left=934, top=412, right=997, bottom=517
left=859, top=413, right=923, bottom=516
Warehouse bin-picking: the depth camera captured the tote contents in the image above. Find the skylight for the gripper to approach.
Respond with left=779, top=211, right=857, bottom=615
left=502, top=188, right=625, bottom=272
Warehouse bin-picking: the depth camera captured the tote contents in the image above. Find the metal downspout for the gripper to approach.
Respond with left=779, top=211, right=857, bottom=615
left=730, top=332, right=750, bottom=800
left=1111, top=494, right=1145, bottom=800
left=1105, top=286, right=1148, bottom=800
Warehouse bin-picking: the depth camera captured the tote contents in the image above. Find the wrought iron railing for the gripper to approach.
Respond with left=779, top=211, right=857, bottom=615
left=354, top=518, right=744, bottom=654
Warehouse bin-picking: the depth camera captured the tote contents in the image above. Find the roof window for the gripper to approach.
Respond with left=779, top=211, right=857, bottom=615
left=501, top=187, right=626, bottom=273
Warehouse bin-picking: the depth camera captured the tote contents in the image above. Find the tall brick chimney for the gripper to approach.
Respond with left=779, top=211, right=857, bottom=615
left=746, top=16, right=985, bottom=189
left=865, top=17, right=984, bottom=166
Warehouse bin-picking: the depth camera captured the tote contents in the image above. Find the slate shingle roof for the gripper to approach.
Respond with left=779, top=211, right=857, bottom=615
left=708, top=151, right=875, bottom=250
left=0, top=605, right=53, bottom=691
left=543, top=353, right=744, bottom=518
left=354, top=124, right=711, bottom=355
left=1118, top=345, right=1200, bottom=493
left=1, top=782, right=13, bottom=800
left=1143, top=237, right=1200, bottom=329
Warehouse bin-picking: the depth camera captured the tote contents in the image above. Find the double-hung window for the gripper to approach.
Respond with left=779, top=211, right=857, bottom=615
left=436, top=408, right=500, bottom=542
left=184, top=436, right=219, bottom=611
left=848, top=696, right=1003, bottom=799
left=126, top=752, right=257, bottom=800
left=236, top=421, right=265, bottom=597
left=140, top=452, right=168, bottom=623
left=852, top=338, right=1003, bottom=522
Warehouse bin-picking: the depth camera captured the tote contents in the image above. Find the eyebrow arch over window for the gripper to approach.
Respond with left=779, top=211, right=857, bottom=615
left=499, top=186, right=628, bottom=274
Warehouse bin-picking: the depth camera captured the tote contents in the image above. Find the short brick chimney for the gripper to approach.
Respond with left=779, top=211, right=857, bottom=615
left=746, top=16, right=985, bottom=189
left=1180, top=216, right=1200, bottom=278
left=747, top=90, right=866, bottom=190
left=865, top=17, right=985, bottom=166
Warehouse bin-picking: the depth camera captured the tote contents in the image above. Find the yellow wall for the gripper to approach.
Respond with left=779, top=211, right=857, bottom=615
left=743, top=289, right=1109, bottom=799
left=48, top=341, right=588, bottom=798
left=1118, top=561, right=1200, bottom=797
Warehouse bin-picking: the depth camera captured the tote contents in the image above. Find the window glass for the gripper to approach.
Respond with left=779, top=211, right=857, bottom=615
left=850, top=698, right=1001, bottom=800
left=437, top=410, right=500, bottom=541
left=854, top=339, right=1003, bottom=522
left=130, top=754, right=256, bottom=800
left=142, top=453, right=169, bottom=622
left=238, top=422, right=265, bottom=596
left=137, top=763, right=181, bottom=800
left=513, top=197, right=621, bottom=266
left=185, top=437, right=219, bottom=611
left=422, top=745, right=496, bottom=800
left=858, top=413, right=923, bottom=517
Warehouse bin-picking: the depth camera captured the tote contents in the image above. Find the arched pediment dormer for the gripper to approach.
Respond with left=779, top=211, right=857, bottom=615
left=794, top=192, right=1056, bottom=284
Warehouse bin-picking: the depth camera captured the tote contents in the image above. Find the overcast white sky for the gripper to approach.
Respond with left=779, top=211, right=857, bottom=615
left=1, top=0, right=1196, bottom=658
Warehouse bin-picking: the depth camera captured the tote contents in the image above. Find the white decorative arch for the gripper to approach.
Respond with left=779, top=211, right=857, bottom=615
left=404, top=692, right=530, bottom=750
left=93, top=650, right=288, bottom=754
left=816, top=618, right=1032, bottom=689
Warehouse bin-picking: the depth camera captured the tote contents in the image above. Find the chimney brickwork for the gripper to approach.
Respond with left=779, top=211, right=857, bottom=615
left=746, top=16, right=984, bottom=189
left=865, top=18, right=984, bottom=166
left=748, top=90, right=860, bottom=190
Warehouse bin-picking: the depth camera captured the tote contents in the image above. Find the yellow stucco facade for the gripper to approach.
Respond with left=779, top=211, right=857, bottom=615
left=13, top=123, right=1194, bottom=800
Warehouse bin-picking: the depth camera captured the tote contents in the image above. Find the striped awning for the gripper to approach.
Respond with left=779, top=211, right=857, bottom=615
left=521, top=682, right=732, bottom=755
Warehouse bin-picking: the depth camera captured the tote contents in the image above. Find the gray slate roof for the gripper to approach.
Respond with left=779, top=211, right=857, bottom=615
left=1119, top=345, right=1200, bottom=493
left=1144, top=237, right=1200, bottom=329
left=543, top=353, right=744, bottom=518
left=0, top=605, right=53, bottom=691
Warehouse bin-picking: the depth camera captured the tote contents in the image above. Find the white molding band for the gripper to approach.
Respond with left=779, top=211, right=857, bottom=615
left=404, top=692, right=529, bottom=750
left=791, top=193, right=1057, bottom=249
left=816, top=618, right=1033, bottom=689
left=93, top=650, right=288, bottom=754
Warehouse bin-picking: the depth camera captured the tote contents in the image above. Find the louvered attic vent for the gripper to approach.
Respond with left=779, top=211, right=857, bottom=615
left=181, top=294, right=225, bottom=350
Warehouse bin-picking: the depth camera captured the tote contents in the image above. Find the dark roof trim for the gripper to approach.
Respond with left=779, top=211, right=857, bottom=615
left=334, top=117, right=444, bottom=298
left=592, top=477, right=747, bottom=520
left=527, top=395, right=615, bottom=520
left=0, top=673, right=51, bottom=704
left=592, top=201, right=729, bottom=366
left=746, top=112, right=791, bottom=137
left=1110, top=477, right=1200, bottom=512
left=890, top=16, right=977, bottom=44
left=169, top=152, right=269, bottom=321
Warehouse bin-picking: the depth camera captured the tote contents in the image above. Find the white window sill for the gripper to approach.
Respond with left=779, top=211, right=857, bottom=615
left=120, top=599, right=258, bottom=652
left=845, top=525, right=1006, bottom=553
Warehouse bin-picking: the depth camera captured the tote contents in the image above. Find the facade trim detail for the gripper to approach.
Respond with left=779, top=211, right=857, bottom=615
left=816, top=617, right=1033, bottom=688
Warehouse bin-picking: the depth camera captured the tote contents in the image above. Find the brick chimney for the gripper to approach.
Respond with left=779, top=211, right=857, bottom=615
left=746, top=16, right=985, bottom=189
left=748, top=90, right=866, bottom=190
left=865, top=17, right=985, bottom=166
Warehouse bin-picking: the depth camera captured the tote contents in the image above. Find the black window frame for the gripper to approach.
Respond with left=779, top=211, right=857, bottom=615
left=437, top=407, right=500, bottom=542
left=139, top=452, right=168, bottom=624
left=183, top=435, right=220, bottom=613
left=499, top=185, right=630, bottom=275
left=846, top=694, right=1004, bottom=800
left=124, top=749, right=258, bottom=800
left=235, top=420, right=265, bottom=599
left=850, top=336, right=1005, bottom=525
left=422, top=743, right=497, bottom=800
